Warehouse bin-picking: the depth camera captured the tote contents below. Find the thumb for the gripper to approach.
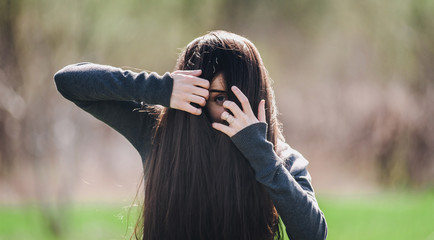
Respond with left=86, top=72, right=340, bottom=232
left=258, top=99, right=266, bottom=123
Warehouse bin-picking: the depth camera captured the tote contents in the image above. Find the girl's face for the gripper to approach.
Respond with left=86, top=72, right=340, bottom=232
left=206, top=73, right=228, bottom=123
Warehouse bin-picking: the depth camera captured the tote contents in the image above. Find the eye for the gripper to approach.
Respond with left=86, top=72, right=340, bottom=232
left=214, top=95, right=226, bottom=105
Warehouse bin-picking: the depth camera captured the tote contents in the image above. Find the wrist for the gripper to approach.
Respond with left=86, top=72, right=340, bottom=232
left=230, top=122, right=269, bottom=161
left=139, top=72, right=173, bottom=107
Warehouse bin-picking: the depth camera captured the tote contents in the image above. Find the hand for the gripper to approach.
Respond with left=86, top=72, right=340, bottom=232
left=170, top=69, right=210, bottom=115
left=212, top=86, right=266, bottom=137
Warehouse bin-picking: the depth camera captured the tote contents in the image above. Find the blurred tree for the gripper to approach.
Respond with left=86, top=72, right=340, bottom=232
left=410, top=0, right=434, bottom=89
left=0, top=0, right=24, bottom=173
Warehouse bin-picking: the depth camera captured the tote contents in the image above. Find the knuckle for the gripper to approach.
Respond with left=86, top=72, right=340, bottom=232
left=198, top=80, right=205, bottom=87
left=198, top=88, right=206, bottom=96
left=202, top=92, right=208, bottom=100
left=199, top=98, right=206, bottom=106
left=182, top=77, right=191, bottom=84
left=241, top=97, right=249, bottom=105
left=188, top=85, right=198, bottom=93
left=204, top=80, right=210, bottom=88
left=181, top=84, right=190, bottom=92
left=202, top=89, right=209, bottom=97
left=187, top=76, right=196, bottom=83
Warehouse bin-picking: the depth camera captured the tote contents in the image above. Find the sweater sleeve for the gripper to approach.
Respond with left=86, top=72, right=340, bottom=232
left=230, top=122, right=328, bottom=240
left=54, top=62, right=173, bottom=161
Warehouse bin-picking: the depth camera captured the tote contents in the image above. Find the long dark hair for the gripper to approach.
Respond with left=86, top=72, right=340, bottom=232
left=135, top=31, right=284, bottom=240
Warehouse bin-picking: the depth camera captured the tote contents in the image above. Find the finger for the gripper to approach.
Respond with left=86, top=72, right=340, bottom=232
left=190, top=86, right=209, bottom=100
left=181, top=102, right=202, bottom=115
left=222, top=100, right=244, bottom=119
left=173, top=69, right=202, bottom=76
left=226, top=115, right=235, bottom=125
left=221, top=112, right=237, bottom=126
left=220, top=111, right=229, bottom=121
left=231, top=86, right=254, bottom=116
left=186, top=94, right=207, bottom=107
left=212, top=122, right=234, bottom=137
left=258, top=99, right=266, bottom=123
left=188, top=76, right=210, bottom=89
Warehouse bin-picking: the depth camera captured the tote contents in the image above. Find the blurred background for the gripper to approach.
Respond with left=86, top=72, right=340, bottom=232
left=1, top=0, right=433, bottom=239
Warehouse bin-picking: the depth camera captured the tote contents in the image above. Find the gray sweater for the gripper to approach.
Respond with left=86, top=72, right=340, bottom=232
left=54, top=63, right=327, bottom=240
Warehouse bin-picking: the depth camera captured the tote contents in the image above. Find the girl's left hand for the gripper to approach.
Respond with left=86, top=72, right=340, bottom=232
left=212, top=86, right=266, bottom=137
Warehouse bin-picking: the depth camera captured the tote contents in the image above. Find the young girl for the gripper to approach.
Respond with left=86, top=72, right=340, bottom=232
left=55, top=30, right=327, bottom=240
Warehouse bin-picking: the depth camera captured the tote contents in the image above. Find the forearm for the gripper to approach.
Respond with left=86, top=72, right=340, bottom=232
left=54, top=62, right=173, bottom=106
left=265, top=166, right=327, bottom=240
left=231, top=123, right=327, bottom=240
left=54, top=62, right=171, bottom=157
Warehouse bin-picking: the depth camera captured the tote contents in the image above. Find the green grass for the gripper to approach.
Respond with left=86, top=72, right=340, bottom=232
left=1, top=191, right=433, bottom=240
left=320, top=191, right=434, bottom=240
left=0, top=203, right=140, bottom=240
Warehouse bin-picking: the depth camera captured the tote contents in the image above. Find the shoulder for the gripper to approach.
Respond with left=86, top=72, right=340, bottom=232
left=276, top=139, right=316, bottom=197
left=275, top=139, right=309, bottom=177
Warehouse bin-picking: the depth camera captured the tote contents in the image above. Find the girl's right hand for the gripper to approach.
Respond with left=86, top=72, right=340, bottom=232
left=169, top=69, right=209, bottom=115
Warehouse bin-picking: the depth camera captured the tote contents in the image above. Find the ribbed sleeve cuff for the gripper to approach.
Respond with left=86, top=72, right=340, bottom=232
left=139, top=72, right=173, bottom=107
left=157, top=72, right=174, bottom=107
left=230, top=122, right=268, bottom=154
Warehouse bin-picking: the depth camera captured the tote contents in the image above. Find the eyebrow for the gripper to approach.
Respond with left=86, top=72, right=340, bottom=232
left=209, top=89, right=227, bottom=93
